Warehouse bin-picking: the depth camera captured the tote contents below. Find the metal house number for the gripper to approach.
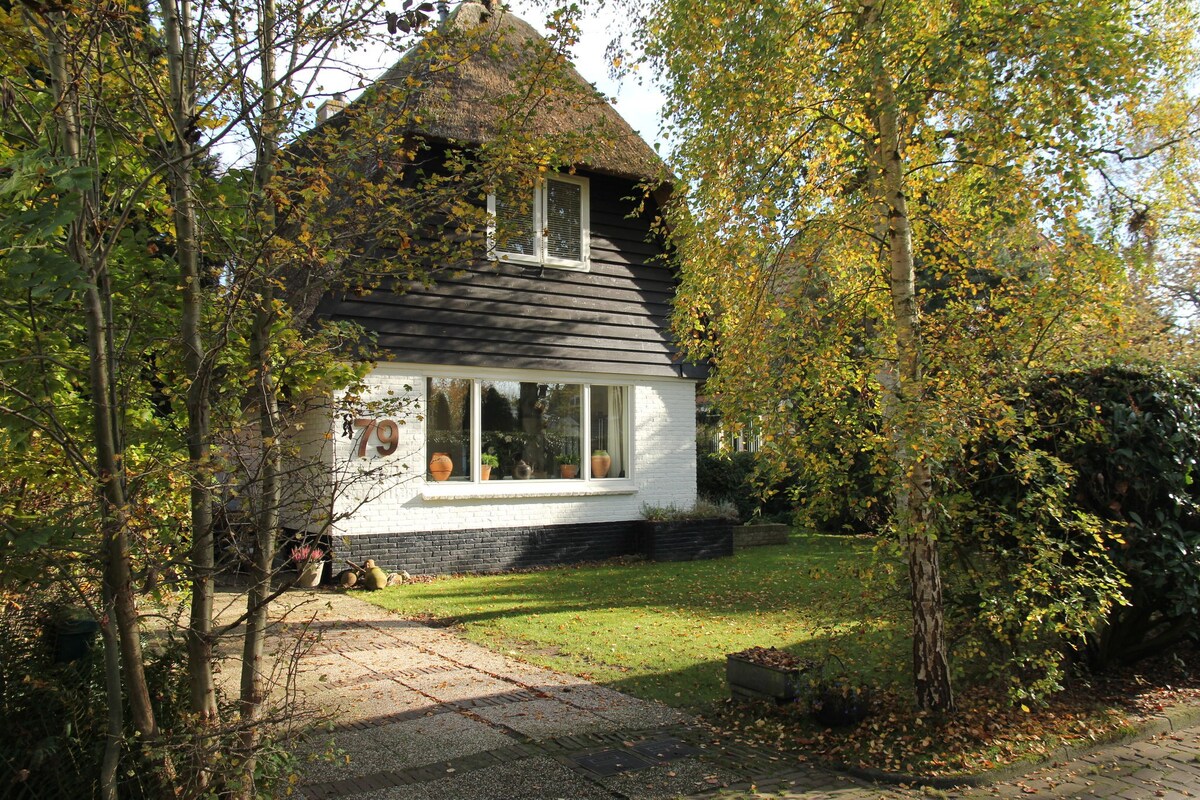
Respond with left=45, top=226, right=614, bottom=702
left=352, top=418, right=400, bottom=458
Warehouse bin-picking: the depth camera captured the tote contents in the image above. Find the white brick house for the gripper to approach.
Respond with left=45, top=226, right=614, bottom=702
left=283, top=2, right=703, bottom=574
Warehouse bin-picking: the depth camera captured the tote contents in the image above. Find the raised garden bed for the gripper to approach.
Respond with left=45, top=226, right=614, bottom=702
left=726, top=646, right=814, bottom=703
left=638, top=519, right=733, bottom=562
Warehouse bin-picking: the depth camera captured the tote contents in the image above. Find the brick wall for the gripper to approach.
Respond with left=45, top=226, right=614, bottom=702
left=338, top=520, right=638, bottom=574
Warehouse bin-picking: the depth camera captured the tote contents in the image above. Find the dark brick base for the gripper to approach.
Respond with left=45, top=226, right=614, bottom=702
left=637, top=520, right=734, bottom=562
left=336, top=521, right=640, bottom=575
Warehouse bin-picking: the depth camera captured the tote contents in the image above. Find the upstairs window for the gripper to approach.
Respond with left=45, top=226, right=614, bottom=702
left=488, top=174, right=590, bottom=270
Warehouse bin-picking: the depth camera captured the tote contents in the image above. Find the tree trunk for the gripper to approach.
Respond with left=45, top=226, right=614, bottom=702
left=99, top=587, right=123, bottom=800
left=161, top=0, right=218, bottom=729
left=238, top=0, right=282, bottom=790
left=868, top=5, right=955, bottom=712
left=46, top=11, right=162, bottom=741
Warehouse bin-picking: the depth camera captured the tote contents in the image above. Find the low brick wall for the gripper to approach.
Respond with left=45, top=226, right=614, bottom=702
left=733, top=523, right=791, bottom=550
left=336, top=520, right=639, bottom=575
left=638, top=520, right=734, bottom=562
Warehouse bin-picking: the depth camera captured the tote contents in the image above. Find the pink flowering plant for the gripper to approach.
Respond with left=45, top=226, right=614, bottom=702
left=290, top=544, right=325, bottom=565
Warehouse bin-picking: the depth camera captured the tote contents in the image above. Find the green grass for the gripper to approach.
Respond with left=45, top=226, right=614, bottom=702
left=363, top=534, right=909, bottom=708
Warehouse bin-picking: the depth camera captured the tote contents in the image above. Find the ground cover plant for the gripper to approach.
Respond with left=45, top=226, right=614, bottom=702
left=363, top=534, right=1200, bottom=775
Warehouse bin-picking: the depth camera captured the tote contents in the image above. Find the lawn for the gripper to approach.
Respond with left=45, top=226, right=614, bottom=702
left=360, top=534, right=1200, bottom=775
left=364, top=534, right=910, bottom=708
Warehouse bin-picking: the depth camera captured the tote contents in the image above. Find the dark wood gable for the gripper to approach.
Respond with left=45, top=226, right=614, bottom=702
left=316, top=171, right=698, bottom=378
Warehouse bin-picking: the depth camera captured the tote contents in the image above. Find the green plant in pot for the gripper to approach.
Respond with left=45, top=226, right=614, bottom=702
left=556, top=453, right=578, bottom=479
left=481, top=452, right=499, bottom=480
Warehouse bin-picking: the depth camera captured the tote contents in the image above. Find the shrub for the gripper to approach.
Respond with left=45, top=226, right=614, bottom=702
left=948, top=365, right=1200, bottom=691
left=696, top=452, right=794, bottom=523
left=641, top=498, right=739, bottom=522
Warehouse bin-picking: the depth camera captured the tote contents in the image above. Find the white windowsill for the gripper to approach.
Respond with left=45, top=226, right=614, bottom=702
left=421, top=479, right=637, bottom=501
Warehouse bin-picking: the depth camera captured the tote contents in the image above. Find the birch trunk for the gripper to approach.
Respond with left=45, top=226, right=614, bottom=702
left=868, top=0, right=955, bottom=712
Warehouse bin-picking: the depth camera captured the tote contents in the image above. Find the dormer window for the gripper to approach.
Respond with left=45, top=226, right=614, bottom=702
left=488, top=174, right=590, bottom=270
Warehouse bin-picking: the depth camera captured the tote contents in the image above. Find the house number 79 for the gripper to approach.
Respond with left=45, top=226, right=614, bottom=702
left=353, top=418, right=399, bottom=458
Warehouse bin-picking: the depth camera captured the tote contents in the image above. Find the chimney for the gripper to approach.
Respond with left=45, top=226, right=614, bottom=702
left=316, top=93, right=347, bottom=123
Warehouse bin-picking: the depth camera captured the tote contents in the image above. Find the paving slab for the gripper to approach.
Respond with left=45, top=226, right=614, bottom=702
left=299, top=712, right=517, bottom=785
left=341, top=644, right=451, bottom=674
left=322, top=678, right=437, bottom=724
left=336, top=756, right=616, bottom=800
left=470, top=698, right=616, bottom=739
left=599, top=759, right=743, bottom=799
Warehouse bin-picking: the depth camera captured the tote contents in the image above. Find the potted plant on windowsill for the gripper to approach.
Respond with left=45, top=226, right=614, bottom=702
left=638, top=499, right=737, bottom=561
left=291, top=544, right=325, bottom=588
left=557, top=453, right=578, bottom=479
left=590, top=449, right=611, bottom=478
left=481, top=453, right=499, bottom=480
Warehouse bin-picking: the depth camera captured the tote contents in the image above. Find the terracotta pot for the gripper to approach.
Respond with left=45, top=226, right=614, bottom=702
left=559, top=464, right=578, bottom=479
left=591, top=453, right=611, bottom=479
left=480, top=464, right=492, bottom=481
left=429, top=452, right=453, bottom=481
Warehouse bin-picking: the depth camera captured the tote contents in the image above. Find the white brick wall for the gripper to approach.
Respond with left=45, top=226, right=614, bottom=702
left=290, top=363, right=698, bottom=536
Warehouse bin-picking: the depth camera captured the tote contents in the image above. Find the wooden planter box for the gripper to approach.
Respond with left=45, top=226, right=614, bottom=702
left=638, top=519, right=733, bottom=562
left=726, top=654, right=809, bottom=703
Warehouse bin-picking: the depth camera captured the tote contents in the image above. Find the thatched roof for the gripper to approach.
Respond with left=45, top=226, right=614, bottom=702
left=348, top=2, right=667, bottom=183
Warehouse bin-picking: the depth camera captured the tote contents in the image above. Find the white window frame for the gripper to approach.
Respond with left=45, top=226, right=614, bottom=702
left=421, top=368, right=635, bottom=499
left=487, top=174, right=591, bottom=271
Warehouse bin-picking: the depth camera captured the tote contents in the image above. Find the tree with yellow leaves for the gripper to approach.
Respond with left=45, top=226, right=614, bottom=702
left=630, top=0, right=1198, bottom=710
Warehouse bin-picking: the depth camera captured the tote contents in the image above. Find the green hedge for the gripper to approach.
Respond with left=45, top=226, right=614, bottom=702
left=949, top=365, right=1200, bottom=684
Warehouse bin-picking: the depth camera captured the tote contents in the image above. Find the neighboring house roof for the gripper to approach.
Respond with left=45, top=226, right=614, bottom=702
left=342, top=2, right=667, bottom=183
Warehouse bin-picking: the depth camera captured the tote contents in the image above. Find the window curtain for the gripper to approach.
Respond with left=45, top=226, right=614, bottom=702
left=607, top=387, right=625, bottom=478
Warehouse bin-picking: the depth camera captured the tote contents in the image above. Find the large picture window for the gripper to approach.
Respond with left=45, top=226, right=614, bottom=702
left=426, top=377, right=628, bottom=484
left=488, top=174, right=590, bottom=270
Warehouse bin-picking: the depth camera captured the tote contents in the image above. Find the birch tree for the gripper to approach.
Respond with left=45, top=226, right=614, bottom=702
left=632, top=0, right=1197, bottom=709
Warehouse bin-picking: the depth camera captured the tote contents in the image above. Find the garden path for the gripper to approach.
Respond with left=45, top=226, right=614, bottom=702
left=211, top=588, right=1200, bottom=800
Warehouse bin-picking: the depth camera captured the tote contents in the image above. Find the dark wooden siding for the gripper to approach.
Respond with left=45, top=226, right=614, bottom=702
left=316, top=172, right=699, bottom=378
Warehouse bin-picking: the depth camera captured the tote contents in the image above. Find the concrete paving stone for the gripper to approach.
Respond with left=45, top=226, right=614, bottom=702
left=292, top=652, right=379, bottom=686
left=298, top=711, right=516, bottom=786
left=400, top=667, right=522, bottom=703
left=598, top=757, right=744, bottom=799
left=594, top=700, right=690, bottom=730
left=302, top=626, right=401, bottom=653
left=336, top=756, right=616, bottom=800
left=324, top=678, right=439, bottom=724
left=501, top=662, right=593, bottom=688
left=538, top=681, right=653, bottom=711
left=341, top=644, right=452, bottom=674
left=470, top=698, right=614, bottom=739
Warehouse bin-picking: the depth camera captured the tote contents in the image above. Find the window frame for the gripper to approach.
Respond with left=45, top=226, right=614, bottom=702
left=487, top=173, right=591, bottom=271
left=422, top=372, right=633, bottom=493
